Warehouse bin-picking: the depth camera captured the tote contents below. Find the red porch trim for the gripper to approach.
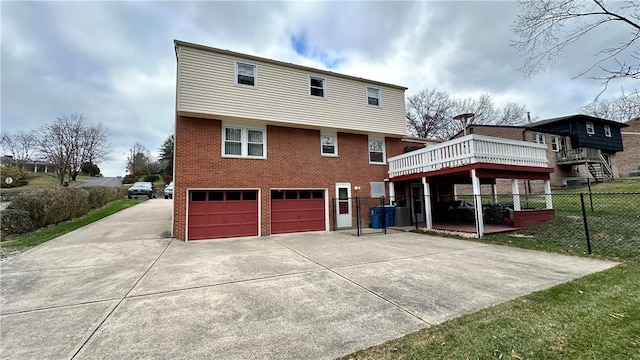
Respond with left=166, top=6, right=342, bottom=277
left=390, top=163, right=554, bottom=182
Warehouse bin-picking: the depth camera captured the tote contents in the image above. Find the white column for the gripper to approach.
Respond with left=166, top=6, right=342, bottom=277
left=44, top=165, right=48, bottom=173
left=544, top=179, right=553, bottom=209
left=34, top=164, right=38, bottom=173
left=471, top=169, right=484, bottom=237
left=453, top=184, right=458, bottom=201
left=422, top=177, right=432, bottom=230
left=388, top=181, right=395, bottom=204
left=492, top=184, right=498, bottom=203
left=512, top=179, right=521, bottom=211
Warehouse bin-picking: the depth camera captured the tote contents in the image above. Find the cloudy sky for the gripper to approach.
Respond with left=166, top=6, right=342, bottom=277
left=2, top=1, right=637, bottom=176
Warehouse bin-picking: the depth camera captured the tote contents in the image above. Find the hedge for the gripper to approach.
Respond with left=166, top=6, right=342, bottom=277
left=1, top=186, right=127, bottom=238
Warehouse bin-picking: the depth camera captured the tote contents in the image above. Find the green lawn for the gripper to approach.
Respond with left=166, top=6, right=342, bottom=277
left=3, top=172, right=96, bottom=189
left=0, top=199, right=144, bottom=258
left=339, top=263, right=639, bottom=360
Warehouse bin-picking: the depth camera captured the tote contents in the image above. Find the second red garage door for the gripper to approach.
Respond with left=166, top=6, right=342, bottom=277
left=271, top=190, right=326, bottom=234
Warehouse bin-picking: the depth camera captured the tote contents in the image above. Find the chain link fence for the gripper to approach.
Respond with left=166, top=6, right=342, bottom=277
left=460, top=192, right=640, bottom=262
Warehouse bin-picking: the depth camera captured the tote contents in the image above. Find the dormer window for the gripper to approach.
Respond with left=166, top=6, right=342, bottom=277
left=236, top=62, right=256, bottom=87
left=586, top=122, right=595, bottom=135
left=309, top=76, right=325, bottom=97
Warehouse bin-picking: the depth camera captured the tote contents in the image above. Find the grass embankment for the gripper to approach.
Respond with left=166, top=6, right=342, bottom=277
left=340, top=263, right=639, bottom=360
left=341, top=179, right=640, bottom=360
left=1, top=199, right=144, bottom=257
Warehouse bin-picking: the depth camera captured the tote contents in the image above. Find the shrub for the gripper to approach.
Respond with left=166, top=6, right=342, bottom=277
left=0, top=209, right=35, bottom=238
left=122, top=175, right=137, bottom=184
left=162, top=175, right=173, bottom=185
left=2, top=186, right=127, bottom=236
left=1, top=166, right=24, bottom=181
left=143, top=174, right=159, bottom=183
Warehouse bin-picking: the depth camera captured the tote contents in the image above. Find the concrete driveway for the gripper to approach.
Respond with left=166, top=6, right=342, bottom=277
left=0, top=200, right=617, bottom=360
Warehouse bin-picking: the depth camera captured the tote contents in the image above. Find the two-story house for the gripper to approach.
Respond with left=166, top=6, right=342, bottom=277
left=173, top=40, right=420, bottom=240
left=174, top=40, right=559, bottom=240
left=459, top=115, right=629, bottom=187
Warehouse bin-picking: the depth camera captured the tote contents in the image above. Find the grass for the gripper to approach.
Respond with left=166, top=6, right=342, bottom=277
left=3, top=172, right=97, bottom=190
left=0, top=199, right=144, bottom=258
left=339, top=263, right=640, bottom=360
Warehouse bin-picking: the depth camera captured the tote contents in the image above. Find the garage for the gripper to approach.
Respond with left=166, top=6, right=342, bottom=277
left=188, top=190, right=258, bottom=240
left=271, top=190, right=326, bottom=234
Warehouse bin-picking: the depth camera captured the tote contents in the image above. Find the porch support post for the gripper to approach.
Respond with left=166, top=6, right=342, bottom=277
left=422, top=177, right=432, bottom=230
left=512, top=179, right=521, bottom=211
left=471, top=169, right=484, bottom=237
left=34, top=164, right=38, bottom=173
left=388, top=181, right=395, bottom=204
left=44, top=165, right=48, bottom=173
left=492, top=184, right=498, bottom=203
left=544, top=179, right=553, bottom=209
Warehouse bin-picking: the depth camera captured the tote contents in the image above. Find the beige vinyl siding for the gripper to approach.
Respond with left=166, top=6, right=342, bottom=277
left=177, top=46, right=407, bottom=136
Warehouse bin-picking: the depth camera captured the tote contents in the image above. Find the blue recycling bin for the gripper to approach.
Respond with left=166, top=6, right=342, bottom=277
left=370, top=207, right=382, bottom=228
left=370, top=206, right=395, bottom=228
left=384, top=205, right=395, bottom=227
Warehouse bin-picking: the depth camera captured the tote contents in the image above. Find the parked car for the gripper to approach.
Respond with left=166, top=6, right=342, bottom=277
left=164, top=181, right=174, bottom=199
left=128, top=182, right=155, bottom=199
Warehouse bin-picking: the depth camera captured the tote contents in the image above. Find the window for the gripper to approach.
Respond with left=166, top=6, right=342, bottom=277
left=532, top=132, right=546, bottom=144
left=309, top=76, right=325, bottom=97
left=367, top=87, right=380, bottom=106
left=236, top=62, right=256, bottom=87
left=222, top=124, right=266, bottom=158
left=604, top=125, right=611, bottom=137
left=551, top=136, right=559, bottom=152
left=586, top=122, right=595, bottom=135
left=321, top=133, right=337, bottom=156
left=370, top=182, right=385, bottom=198
left=369, top=137, right=385, bottom=164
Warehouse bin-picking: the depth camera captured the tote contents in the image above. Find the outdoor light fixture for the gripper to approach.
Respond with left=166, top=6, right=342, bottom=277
left=453, top=113, right=475, bottom=136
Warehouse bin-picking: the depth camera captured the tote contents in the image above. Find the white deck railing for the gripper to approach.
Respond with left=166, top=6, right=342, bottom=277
left=388, top=134, right=549, bottom=178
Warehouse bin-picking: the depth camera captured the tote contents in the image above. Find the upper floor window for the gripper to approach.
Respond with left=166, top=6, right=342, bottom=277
left=586, top=122, right=595, bottom=135
left=532, top=132, right=545, bottom=144
left=236, top=62, right=256, bottom=87
left=309, top=76, right=325, bottom=98
left=367, top=87, right=380, bottom=106
left=604, top=125, right=611, bottom=137
left=369, top=137, right=385, bottom=164
left=321, top=133, right=337, bottom=156
left=223, top=123, right=266, bottom=158
left=551, top=136, right=559, bottom=152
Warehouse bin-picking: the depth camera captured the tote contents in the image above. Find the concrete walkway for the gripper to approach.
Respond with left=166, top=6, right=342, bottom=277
left=0, top=200, right=617, bottom=360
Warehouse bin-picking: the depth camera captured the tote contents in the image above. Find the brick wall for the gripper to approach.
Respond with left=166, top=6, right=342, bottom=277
left=174, top=116, right=405, bottom=239
left=618, top=118, right=640, bottom=177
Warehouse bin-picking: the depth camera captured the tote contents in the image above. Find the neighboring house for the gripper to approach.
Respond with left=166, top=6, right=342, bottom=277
left=173, top=40, right=555, bottom=240
left=458, top=114, right=629, bottom=186
left=173, top=40, right=429, bottom=240
left=617, top=117, right=640, bottom=177
left=0, top=155, right=56, bottom=173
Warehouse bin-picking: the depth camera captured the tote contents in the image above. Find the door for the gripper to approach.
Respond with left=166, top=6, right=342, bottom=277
left=187, top=190, right=259, bottom=240
left=335, top=183, right=352, bottom=228
left=410, top=183, right=424, bottom=223
left=271, top=190, right=326, bottom=234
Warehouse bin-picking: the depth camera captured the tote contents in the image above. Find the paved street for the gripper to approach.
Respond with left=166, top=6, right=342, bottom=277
left=76, top=176, right=122, bottom=188
left=0, top=200, right=618, bottom=360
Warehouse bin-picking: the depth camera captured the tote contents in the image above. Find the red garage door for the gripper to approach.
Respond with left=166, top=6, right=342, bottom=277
left=271, top=190, right=326, bottom=234
left=188, top=190, right=258, bottom=240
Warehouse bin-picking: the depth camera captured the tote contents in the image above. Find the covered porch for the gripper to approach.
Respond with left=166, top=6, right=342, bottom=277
left=386, top=134, right=555, bottom=237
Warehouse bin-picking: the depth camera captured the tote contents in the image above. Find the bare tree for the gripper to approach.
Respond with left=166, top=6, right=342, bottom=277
left=582, top=91, right=640, bottom=121
left=127, top=143, right=151, bottom=177
left=406, top=89, right=453, bottom=138
left=407, top=89, right=528, bottom=139
left=0, top=130, right=38, bottom=171
left=37, top=116, right=81, bottom=186
left=512, top=0, right=640, bottom=88
left=69, top=122, right=112, bottom=181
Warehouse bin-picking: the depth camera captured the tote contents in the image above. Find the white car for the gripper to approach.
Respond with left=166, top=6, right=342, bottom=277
left=164, top=181, right=174, bottom=199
